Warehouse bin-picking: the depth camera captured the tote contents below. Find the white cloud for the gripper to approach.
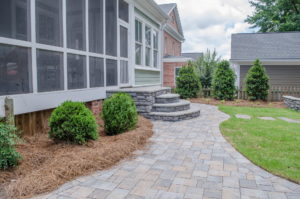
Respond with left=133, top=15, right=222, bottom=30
left=155, top=0, right=255, bottom=59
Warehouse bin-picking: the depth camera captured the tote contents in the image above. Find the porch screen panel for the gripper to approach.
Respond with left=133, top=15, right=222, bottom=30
left=66, top=0, right=86, bottom=51
left=120, top=26, right=128, bottom=58
left=37, top=50, right=64, bottom=92
left=120, top=60, right=129, bottom=84
left=106, top=59, right=118, bottom=86
left=67, top=54, right=87, bottom=89
left=119, top=0, right=129, bottom=22
left=90, top=57, right=104, bottom=88
left=0, top=0, right=31, bottom=41
left=36, top=0, right=63, bottom=47
left=0, top=44, right=32, bottom=96
left=89, top=0, right=103, bottom=54
left=105, top=0, right=117, bottom=57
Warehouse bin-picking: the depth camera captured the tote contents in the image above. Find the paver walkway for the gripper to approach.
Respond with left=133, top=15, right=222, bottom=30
left=37, top=104, right=300, bottom=199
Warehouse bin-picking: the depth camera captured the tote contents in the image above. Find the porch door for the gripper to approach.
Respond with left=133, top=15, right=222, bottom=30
left=119, top=23, right=130, bottom=87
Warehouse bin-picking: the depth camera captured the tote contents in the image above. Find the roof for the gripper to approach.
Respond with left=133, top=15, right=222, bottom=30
left=231, top=32, right=300, bottom=61
left=182, top=53, right=203, bottom=61
left=159, top=3, right=184, bottom=41
left=158, top=3, right=177, bottom=14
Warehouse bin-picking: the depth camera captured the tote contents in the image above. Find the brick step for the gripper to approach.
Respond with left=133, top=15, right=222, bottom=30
left=147, top=104, right=200, bottom=122
left=155, top=94, right=180, bottom=104
left=152, top=100, right=190, bottom=112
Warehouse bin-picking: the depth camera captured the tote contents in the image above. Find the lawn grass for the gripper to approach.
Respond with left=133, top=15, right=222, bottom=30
left=219, top=105, right=300, bottom=184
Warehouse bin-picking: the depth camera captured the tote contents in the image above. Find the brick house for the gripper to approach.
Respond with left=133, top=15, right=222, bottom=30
left=159, top=3, right=202, bottom=88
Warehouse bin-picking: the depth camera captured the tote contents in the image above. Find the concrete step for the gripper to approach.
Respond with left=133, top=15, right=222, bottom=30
left=148, top=104, right=200, bottom=122
left=155, top=93, right=180, bottom=104
left=152, top=100, right=190, bottom=112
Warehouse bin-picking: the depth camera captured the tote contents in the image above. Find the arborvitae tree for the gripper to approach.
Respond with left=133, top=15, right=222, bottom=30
left=212, top=60, right=236, bottom=100
left=176, top=61, right=202, bottom=99
left=245, top=59, right=270, bottom=101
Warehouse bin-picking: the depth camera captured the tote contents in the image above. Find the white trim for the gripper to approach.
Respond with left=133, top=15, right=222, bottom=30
left=135, top=66, right=161, bottom=72
left=231, top=59, right=300, bottom=65
left=163, top=57, right=193, bottom=63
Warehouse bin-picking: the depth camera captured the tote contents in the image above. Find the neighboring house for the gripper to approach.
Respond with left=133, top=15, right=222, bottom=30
left=159, top=3, right=202, bottom=88
left=231, top=32, right=300, bottom=88
left=0, top=0, right=170, bottom=118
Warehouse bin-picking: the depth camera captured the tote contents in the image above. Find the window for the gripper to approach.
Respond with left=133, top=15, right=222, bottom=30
left=0, top=0, right=31, bottom=41
left=89, top=0, right=103, bottom=54
left=175, top=67, right=181, bottom=83
left=119, top=0, right=129, bottom=22
left=120, top=26, right=128, bottom=58
left=67, top=54, right=87, bottom=89
left=37, top=50, right=64, bottom=92
left=106, top=59, right=118, bottom=86
left=0, top=44, right=32, bottom=96
left=135, top=20, right=142, bottom=65
left=120, top=60, right=129, bottom=84
left=36, top=0, right=63, bottom=47
left=90, top=57, right=104, bottom=88
left=145, top=26, right=151, bottom=66
left=106, top=0, right=117, bottom=56
left=66, top=0, right=86, bottom=51
left=153, top=30, right=159, bottom=68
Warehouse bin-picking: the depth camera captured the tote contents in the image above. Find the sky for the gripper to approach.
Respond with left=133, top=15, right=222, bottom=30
left=155, top=0, right=256, bottom=59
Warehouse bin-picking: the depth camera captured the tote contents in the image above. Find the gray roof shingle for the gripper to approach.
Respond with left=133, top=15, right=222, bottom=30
left=231, top=32, right=300, bottom=60
left=181, top=53, right=203, bottom=61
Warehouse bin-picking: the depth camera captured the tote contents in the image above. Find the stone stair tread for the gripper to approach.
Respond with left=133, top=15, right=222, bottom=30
left=153, top=100, right=190, bottom=107
left=156, top=93, right=179, bottom=99
left=149, top=106, right=200, bottom=117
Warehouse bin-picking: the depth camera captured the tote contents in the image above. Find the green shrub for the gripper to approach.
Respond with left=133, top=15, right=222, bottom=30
left=102, top=93, right=138, bottom=136
left=245, top=59, right=270, bottom=101
left=49, top=101, right=98, bottom=145
left=0, top=123, right=21, bottom=170
left=176, top=62, right=202, bottom=99
left=212, top=60, right=236, bottom=100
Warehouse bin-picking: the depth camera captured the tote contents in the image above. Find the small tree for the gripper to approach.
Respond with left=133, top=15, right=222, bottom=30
left=245, top=59, right=270, bottom=101
left=195, top=49, right=221, bottom=88
left=176, top=61, right=202, bottom=99
left=212, top=60, right=236, bottom=100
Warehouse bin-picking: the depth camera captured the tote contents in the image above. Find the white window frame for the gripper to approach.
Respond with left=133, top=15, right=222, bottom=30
left=134, top=14, right=161, bottom=72
left=0, top=0, right=132, bottom=117
left=119, top=10, right=130, bottom=86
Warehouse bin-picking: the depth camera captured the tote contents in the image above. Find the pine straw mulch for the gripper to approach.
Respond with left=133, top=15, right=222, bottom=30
left=0, top=116, right=153, bottom=199
left=190, top=98, right=286, bottom=108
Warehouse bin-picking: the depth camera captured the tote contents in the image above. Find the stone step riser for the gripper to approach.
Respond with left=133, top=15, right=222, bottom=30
left=155, top=97, right=180, bottom=104
left=151, top=104, right=190, bottom=112
left=147, top=110, right=200, bottom=122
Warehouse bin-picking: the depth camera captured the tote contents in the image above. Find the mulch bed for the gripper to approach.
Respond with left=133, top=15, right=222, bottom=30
left=190, top=98, right=286, bottom=108
left=0, top=116, right=153, bottom=199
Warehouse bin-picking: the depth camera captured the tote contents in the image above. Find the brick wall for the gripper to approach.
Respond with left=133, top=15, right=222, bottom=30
left=164, top=32, right=181, bottom=57
left=163, top=62, right=188, bottom=88
left=86, top=100, right=103, bottom=120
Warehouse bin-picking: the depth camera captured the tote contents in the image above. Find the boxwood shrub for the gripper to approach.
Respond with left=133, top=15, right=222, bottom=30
left=176, top=62, right=202, bottom=99
left=102, top=93, right=138, bottom=136
left=49, top=101, right=98, bottom=145
left=0, top=123, right=21, bottom=170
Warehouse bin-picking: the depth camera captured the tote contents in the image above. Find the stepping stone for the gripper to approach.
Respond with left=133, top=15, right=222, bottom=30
left=258, top=117, right=276, bottom=121
left=278, top=117, right=300, bottom=124
left=235, top=114, right=251, bottom=119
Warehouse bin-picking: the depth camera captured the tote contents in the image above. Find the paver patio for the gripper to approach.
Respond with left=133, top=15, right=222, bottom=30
left=35, top=104, right=300, bottom=199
